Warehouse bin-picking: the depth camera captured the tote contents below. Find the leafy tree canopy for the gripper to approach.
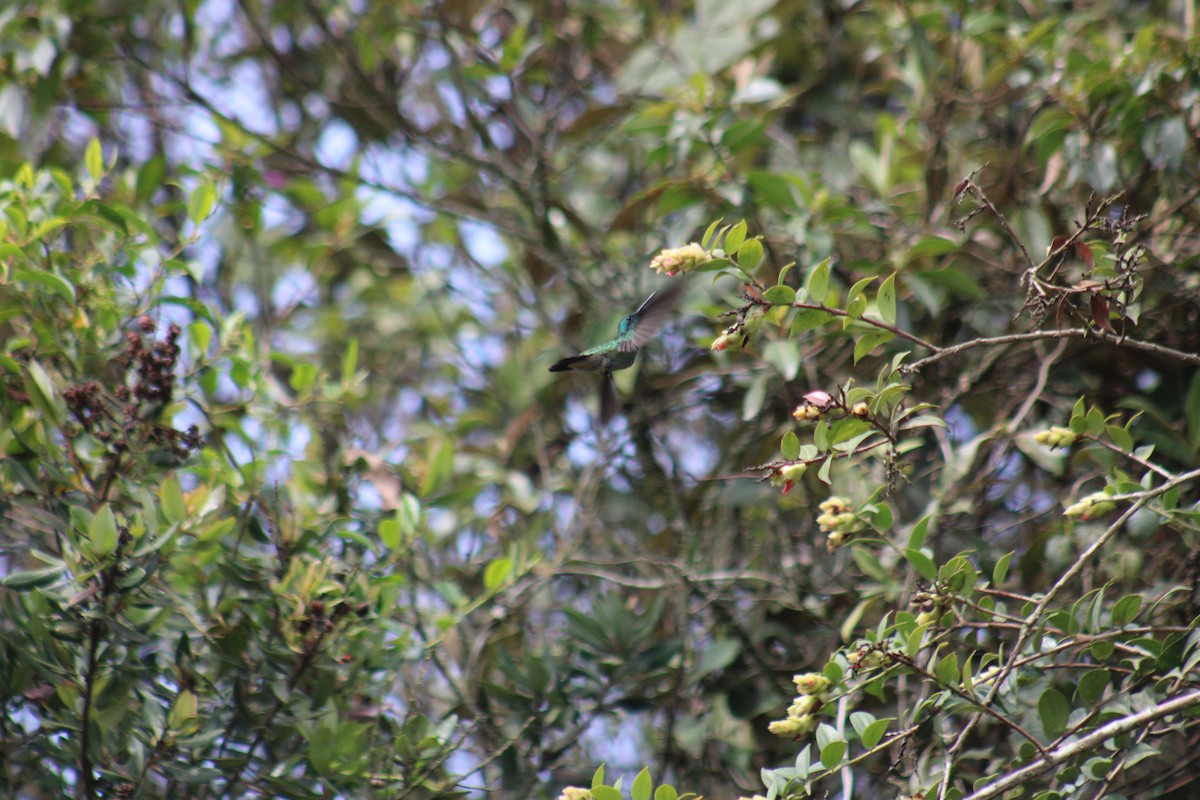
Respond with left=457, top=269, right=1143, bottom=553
left=2, top=1, right=1200, bottom=799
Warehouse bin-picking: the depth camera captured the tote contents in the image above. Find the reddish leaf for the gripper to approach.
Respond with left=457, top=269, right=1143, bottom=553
left=1055, top=296, right=1070, bottom=328
left=1075, top=241, right=1095, bottom=270
left=1048, top=235, right=1070, bottom=254
left=1091, top=294, right=1116, bottom=334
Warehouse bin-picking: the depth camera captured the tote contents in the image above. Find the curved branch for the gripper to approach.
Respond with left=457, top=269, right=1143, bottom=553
left=903, top=328, right=1200, bottom=373
left=962, top=689, right=1200, bottom=800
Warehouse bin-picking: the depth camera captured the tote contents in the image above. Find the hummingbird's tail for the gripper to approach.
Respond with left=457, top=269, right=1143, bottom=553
left=599, top=370, right=620, bottom=424
left=549, top=355, right=590, bottom=372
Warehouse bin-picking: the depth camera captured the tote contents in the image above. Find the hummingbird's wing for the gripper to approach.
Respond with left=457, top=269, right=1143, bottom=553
left=618, top=280, right=686, bottom=353
left=599, top=368, right=620, bottom=424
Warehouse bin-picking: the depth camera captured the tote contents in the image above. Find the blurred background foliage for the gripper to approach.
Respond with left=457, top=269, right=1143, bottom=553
left=1, top=0, right=1199, bottom=798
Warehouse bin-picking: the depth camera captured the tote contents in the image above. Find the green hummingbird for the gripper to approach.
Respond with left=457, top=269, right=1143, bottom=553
left=549, top=281, right=685, bottom=422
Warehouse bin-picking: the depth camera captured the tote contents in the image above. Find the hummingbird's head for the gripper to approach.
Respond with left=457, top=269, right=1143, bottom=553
left=617, top=313, right=637, bottom=336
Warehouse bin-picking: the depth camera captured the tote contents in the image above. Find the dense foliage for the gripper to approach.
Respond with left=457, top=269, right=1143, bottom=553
left=2, top=1, right=1199, bottom=799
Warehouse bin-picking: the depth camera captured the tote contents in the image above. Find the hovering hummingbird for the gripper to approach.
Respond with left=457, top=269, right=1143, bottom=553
left=549, top=281, right=686, bottom=423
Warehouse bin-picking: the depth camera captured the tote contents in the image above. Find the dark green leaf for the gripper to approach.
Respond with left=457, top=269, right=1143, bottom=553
left=1037, top=688, right=1069, bottom=737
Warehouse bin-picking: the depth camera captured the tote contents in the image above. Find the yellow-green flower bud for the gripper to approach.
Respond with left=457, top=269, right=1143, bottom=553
left=558, top=788, right=594, bottom=800
left=1065, top=491, right=1117, bottom=520
left=1034, top=426, right=1077, bottom=448
left=768, top=714, right=817, bottom=737
left=780, top=463, right=807, bottom=483
left=851, top=401, right=869, bottom=417
left=792, top=673, right=832, bottom=695
left=819, top=496, right=853, bottom=514
left=788, top=694, right=819, bottom=716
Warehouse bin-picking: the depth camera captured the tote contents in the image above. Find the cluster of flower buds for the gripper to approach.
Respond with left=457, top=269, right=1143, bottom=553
left=556, top=788, right=593, bottom=800
left=1033, top=426, right=1077, bottom=448
left=125, top=320, right=182, bottom=405
left=817, top=496, right=856, bottom=550
left=1064, top=491, right=1117, bottom=520
left=792, top=390, right=834, bottom=421
left=911, top=588, right=948, bottom=627
left=768, top=672, right=833, bottom=739
left=710, top=329, right=736, bottom=351
left=648, top=242, right=710, bottom=276
left=711, top=304, right=765, bottom=351
left=848, top=643, right=886, bottom=673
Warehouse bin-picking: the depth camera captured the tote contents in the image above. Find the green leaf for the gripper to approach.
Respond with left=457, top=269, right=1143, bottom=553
left=654, top=784, right=678, bottom=800
left=806, top=257, right=830, bottom=304
left=399, top=493, right=421, bottom=536
left=342, top=338, right=359, bottom=379
left=290, top=363, right=319, bottom=392
left=850, top=711, right=875, bottom=738
left=762, top=284, right=795, bottom=305
left=419, top=441, right=455, bottom=497
left=791, top=307, right=832, bottom=333
left=908, top=514, right=933, bottom=550
left=847, top=276, right=876, bottom=304
left=160, top=475, right=186, bottom=525
left=592, top=787, right=623, bottom=800
left=877, top=273, right=897, bottom=325
left=700, top=218, right=723, bottom=249
left=188, top=181, right=217, bottom=226
left=483, top=557, right=513, bottom=591
left=136, top=154, right=166, bottom=202
left=861, top=717, right=892, bottom=748
left=695, top=638, right=741, bottom=678
left=1077, top=669, right=1110, bottom=704
left=724, top=220, right=747, bottom=254
left=904, top=549, right=937, bottom=581
left=819, top=739, right=846, bottom=769
left=1106, top=425, right=1133, bottom=452
left=737, top=238, right=763, bottom=271
left=90, top=503, right=119, bottom=556
left=379, top=518, right=402, bottom=549
left=781, top=430, right=801, bottom=459
left=907, top=622, right=929, bottom=657
left=592, top=764, right=606, bottom=788
left=1038, top=688, right=1069, bottom=737
left=1111, top=594, right=1142, bottom=626
left=908, top=236, right=960, bottom=259
left=189, top=321, right=212, bottom=357
left=1085, top=406, right=1106, bottom=437
left=854, top=330, right=895, bottom=363
left=14, top=270, right=76, bottom=306
left=168, top=690, right=198, bottom=731
left=86, top=138, right=104, bottom=182
left=935, top=652, right=959, bottom=685
left=992, top=552, right=1014, bottom=585
left=23, top=360, right=65, bottom=427
left=742, top=373, right=767, bottom=421
left=816, top=455, right=832, bottom=484
left=631, top=767, right=652, bottom=800
left=1, top=564, right=66, bottom=589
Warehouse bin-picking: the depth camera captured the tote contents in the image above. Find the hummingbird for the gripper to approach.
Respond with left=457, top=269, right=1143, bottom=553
left=549, top=281, right=686, bottom=423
